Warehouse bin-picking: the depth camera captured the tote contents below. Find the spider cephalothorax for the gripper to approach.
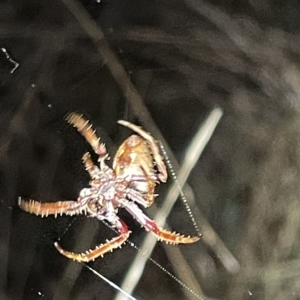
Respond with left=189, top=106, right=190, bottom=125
left=19, top=113, right=199, bottom=262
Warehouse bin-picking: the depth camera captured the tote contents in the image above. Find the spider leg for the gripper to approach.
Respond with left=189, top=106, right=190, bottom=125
left=118, top=120, right=167, bottom=182
left=54, top=219, right=130, bottom=262
left=82, top=152, right=101, bottom=179
left=144, top=218, right=200, bottom=244
left=127, top=187, right=157, bottom=208
left=123, top=200, right=200, bottom=244
left=66, top=112, right=108, bottom=159
left=18, top=197, right=88, bottom=217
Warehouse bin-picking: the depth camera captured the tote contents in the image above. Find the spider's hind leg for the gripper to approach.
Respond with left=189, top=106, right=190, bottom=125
left=54, top=219, right=131, bottom=262
left=123, top=200, right=200, bottom=244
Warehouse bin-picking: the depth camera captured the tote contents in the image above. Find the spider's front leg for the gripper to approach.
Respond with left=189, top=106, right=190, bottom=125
left=54, top=218, right=131, bottom=262
left=18, top=197, right=87, bottom=217
left=18, top=186, right=97, bottom=217
left=123, top=200, right=200, bottom=244
left=66, top=112, right=108, bottom=160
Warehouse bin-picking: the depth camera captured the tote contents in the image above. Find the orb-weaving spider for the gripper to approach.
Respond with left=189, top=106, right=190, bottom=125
left=19, top=113, right=199, bottom=262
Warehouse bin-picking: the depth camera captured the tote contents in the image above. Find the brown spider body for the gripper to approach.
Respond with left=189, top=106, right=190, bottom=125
left=19, top=113, right=199, bottom=262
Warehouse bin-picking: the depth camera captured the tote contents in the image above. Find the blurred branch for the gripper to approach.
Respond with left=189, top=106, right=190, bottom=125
left=185, top=0, right=300, bottom=111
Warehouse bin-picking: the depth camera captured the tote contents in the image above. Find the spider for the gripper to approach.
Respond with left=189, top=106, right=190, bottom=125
left=18, top=113, right=199, bottom=262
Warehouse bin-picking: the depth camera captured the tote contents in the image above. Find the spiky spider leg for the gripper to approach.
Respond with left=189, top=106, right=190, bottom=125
left=145, top=218, right=200, bottom=244
left=123, top=200, right=200, bottom=244
left=54, top=219, right=130, bottom=262
left=82, top=152, right=101, bottom=179
left=66, top=112, right=108, bottom=160
left=19, top=196, right=131, bottom=262
left=18, top=197, right=87, bottom=217
left=118, top=120, right=167, bottom=182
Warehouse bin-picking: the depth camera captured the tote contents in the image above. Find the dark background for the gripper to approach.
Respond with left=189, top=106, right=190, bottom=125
left=1, top=0, right=300, bottom=299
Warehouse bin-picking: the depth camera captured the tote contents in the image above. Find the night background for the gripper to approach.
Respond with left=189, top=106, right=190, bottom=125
left=1, top=0, right=300, bottom=299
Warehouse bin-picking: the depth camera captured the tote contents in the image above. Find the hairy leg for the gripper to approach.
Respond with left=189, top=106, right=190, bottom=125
left=54, top=219, right=130, bottom=262
left=18, top=197, right=87, bottom=217
left=123, top=199, right=200, bottom=244
left=66, top=112, right=107, bottom=159
left=82, top=152, right=101, bottom=179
